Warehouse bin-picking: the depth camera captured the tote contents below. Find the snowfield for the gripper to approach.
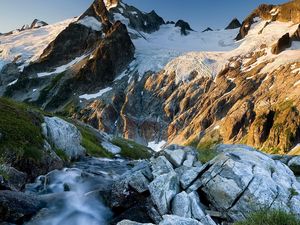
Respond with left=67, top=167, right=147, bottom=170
left=0, top=18, right=76, bottom=71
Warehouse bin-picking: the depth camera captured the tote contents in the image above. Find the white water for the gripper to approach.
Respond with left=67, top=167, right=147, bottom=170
left=25, top=157, right=130, bottom=225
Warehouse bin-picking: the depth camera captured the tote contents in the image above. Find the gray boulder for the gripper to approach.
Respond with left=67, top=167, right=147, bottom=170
left=0, top=191, right=44, bottom=223
left=150, top=156, right=174, bottom=178
left=172, top=192, right=191, bottom=218
left=159, top=215, right=203, bottom=225
left=42, top=117, right=86, bottom=159
left=198, top=150, right=300, bottom=221
left=164, top=149, right=186, bottom=167
left=149, top=171, right=179, bottom=215
left=288, top=156, right=300, bottom=175
left=0, top=166, right=27, bottom=191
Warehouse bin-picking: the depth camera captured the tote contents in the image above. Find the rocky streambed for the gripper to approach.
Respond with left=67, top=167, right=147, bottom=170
left=2, top=144, right=300, bottom=225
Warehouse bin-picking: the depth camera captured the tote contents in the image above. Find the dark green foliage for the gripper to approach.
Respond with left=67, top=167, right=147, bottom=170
left=234, top=210, right=300, bottom=225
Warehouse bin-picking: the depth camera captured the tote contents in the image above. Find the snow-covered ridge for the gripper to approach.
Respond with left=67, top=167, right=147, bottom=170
left=0, top=18, right=76, bottom=71
left=76, top=16, right=102, bottom=31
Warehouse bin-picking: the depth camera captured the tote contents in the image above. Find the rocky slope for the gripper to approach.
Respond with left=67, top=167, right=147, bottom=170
left=0, top=0, right=300, bottom=155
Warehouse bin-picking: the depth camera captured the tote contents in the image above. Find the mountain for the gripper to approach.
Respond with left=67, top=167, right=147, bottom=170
left=0, top=0, right=300, bottom=156
left=225, top=18, right=241, bottom=30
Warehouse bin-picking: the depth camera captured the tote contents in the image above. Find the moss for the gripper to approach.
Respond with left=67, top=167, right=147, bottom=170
left=112, top=137, right=151, bottom=160
left=36, top=72, right=64, bottom=104
left=289, top=188, right=299, bottom=197
left=234, top=210, right=300, bottom=225
left=77, top=125, right=114, bottom=158
left=196, top=148, right=219, bottom=164
left=55, top=148, right=69, bottom=162
left=0, top=97, right=44, bottom=163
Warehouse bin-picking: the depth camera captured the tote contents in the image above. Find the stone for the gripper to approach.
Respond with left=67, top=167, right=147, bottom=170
left=198, top=150, right=300, bottom=221
left=271, top=33, right=292, bottom=54
left=200, top=215, right=217, bottom=225
left=0, top=166, right=27, bottom=191
left=0, top=191, right=44, bottom=223
left=164, top=149, right=186, bottom=167
left=117, top=221, right=154, bottom=225
left=159, top=215, right=204, bottom=225
left=288, top=156, right=300, bottom=175
left=149, top=172, right=180, bottom=215
left=188, top=191, right=206, bottom=220
left=172, top=191, right=191, bottom=218
left=183, top=154, right=197, bottom=167
left=128, top=171, right=150, bottom=193
left=151, top=156, right=174, bottom=178
left=43, top=116, right=86, bottom=160
left=175, top=20, right=193, bottom=35
left=178, top=166, right=203, bottom=189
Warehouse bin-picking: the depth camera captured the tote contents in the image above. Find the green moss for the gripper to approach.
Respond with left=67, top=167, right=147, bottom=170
left=77, top=125, right=113, bottom=158
left=196, top=148, right=219, bottom=164
left=0, top=164, right=9, bottom=180
left=36, top=72, right=64, bottom=104
left=112, top=137, right=151, bottom=160
left=289, top=188, right=299, bottom=197
left=55, top=148, right=69, bottom=162
left=0, top=97, right=44, bottom=162
left=234, top=210, right=300, bottom=225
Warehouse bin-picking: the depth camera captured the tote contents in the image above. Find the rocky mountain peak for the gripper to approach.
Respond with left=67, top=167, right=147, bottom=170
left=225, top=18, right=241, bottom=30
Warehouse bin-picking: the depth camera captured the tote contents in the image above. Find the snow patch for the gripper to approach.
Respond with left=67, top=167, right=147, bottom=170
left=148, top=140, right=167, bottom=152
left=7, top=79, right=18, bottom=86
left=77, top=16, right=102, bottom=31
left=80, top=87, right=112, bottom=100
left=37, top=54, right=88, bottom=77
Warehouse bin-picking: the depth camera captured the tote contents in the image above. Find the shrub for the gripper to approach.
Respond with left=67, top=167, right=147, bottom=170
left=234, top=210, right=300, bottom=225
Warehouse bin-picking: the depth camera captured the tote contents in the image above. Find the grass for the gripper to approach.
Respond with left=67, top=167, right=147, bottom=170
left=0, top=97, right=44, bottom=163
left=77, top=125, right=114, bottom=158
left=55, top=148, right=69, bottom=162
left=234, top=210, right=300, bottom=225
left=112, top=137, right=152, bottom=160
left=197, top=148, right=219, bottom=164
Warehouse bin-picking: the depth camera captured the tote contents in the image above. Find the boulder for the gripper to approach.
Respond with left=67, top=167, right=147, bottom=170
left=0, top=191, right=44, bottom=223
left=176, top=165, right=203, bottom=189
left=43, top=116, right=86, bottom=160
left=288, top=156, right=300, bottom=175
left=0, top=166, right=27, bottom=191
left=171, top=192, right=191, bottom=218
left=159, top=215, right=204, bottom=225
left=198, top=150, right=300, bottom=221
left=164, top=149, right=186, bottom=167
left=150, top=156, right=174, bottom=178
left=149, top=172, right=180, bottom=215
left=188, top=191, right=206, bottom=221
left=117, top=221, right=154, bottom=225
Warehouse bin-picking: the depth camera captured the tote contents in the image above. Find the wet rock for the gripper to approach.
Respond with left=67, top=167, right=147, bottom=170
left=0, top=191, right=44, bottom=223
left=0, top=166, right=27, bottom=191
left=43, top=116, right=86, bottom=160
left=128, top=170, right=150, bottom=193
left=159, top=215, right=203, bottom=225
left=149, top=171, right=179, bottom=215
left=198, top=150, right=300, bottom=221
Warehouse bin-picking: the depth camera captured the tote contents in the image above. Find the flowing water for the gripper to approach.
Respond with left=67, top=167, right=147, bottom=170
left=25, top=157, right=132, bottom=225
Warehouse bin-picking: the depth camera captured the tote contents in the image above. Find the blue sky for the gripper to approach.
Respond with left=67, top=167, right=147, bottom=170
left=0, top=0, right=287, bottom=33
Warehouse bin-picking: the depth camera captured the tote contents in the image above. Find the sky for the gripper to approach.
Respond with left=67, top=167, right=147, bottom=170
left=0, top=0, right=288, bottom=33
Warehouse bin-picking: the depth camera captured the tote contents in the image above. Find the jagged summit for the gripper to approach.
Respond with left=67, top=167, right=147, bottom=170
left=202, top=27, right=213, bottom=32
left=225, top=18, right=241, bottom=30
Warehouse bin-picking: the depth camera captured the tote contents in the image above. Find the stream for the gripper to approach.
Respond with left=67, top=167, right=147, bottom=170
left=24, top=157, right=133, bottom=225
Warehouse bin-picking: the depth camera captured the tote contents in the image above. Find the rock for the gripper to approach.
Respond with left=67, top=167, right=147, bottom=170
left=117, top=221, right=154, bottom=225
left=200, top=215, right=217, bottom=225
left=159, top=215, right=204, bottom=225
left=183, top=154, right=197, bottom=167
left=0, top=166, right=27, bottom=191
left=188, top=191, right=206, bottom=220
left=271, top=33, right=292, bottom=54
left=149, top=172, right=180, bottom=215
left=198, top=150, right=300, bottom=221
left=202, top=27, right=213, bottom=32
left=172, top=191, right=191, bottom=218
left=43, top=116, right=86, bottom=160
left=225, top=18, right=241, bottom=30
left=175, top=20, right=193, bottom=35
left=288, top=156, right=300, bottom=175
left=164, top=149, right=186, bottom=167
left=151, top=156, right=174, bottom=178
left=0, top=191, right=44, bottom=223
left=176, top=165, right=203, bottom=189
left=128, top=170, right=150, bottom=193
left=30, top=19, right=48, bottom=29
